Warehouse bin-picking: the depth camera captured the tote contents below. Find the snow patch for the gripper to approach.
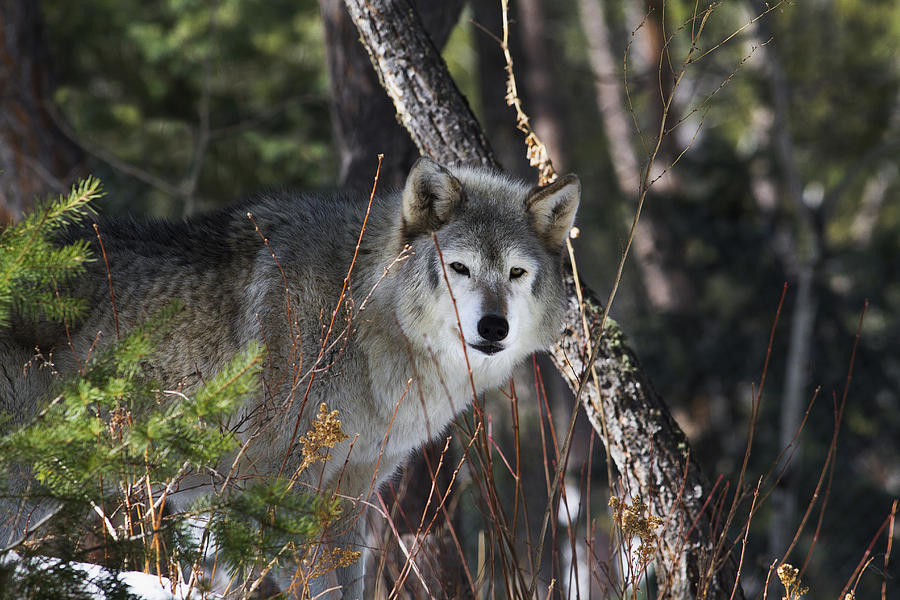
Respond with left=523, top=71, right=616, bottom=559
left=1, top=551, right=219, bottom=599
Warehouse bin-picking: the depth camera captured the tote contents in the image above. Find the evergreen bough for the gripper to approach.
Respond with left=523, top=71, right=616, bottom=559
left=0, top=179, right=343, bottom=598
left=0, top=177, right=100, bottom=327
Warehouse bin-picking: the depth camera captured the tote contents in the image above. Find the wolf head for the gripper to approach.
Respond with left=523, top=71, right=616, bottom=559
left=394, top=157, right=580, bottom=384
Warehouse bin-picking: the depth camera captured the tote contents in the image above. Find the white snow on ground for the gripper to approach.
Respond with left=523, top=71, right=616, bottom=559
left=1, top=551, right=219, bottom=599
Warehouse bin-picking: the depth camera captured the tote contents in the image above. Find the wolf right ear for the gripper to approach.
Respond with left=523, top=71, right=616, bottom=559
left=402, top=157, right=464, bottom=236
left=525, top=174, right=581, bottom=250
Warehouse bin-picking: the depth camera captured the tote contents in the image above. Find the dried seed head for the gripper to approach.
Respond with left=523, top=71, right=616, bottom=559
left=776, top=563, right=809, bottom=600
left=298, top=403, right=349, bottom=472
left=608, top=496, right=664, bottom=568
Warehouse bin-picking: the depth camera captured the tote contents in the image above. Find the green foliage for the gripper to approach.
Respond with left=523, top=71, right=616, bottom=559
left=41, top=0, right=334, bottom=216
left=0, top=178, right=101, bottom=327
left=206, top=478, right=341, bottom=577
left=0, top=299, right=259, bottom=506
left=0, top=184, right=336, bottom=595
left=0, top=302, right=255, bottom=500
left=0, top=297, right=335, bottom=593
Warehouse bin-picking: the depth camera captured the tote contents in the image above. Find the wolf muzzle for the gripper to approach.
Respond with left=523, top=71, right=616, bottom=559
left=470, top=314, right=509, bottom=355
left=477, top=314, right=509, bottom=342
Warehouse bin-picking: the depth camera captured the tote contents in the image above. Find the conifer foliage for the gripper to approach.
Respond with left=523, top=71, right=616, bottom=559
left=0, top=180, right=341, bottom=598
left=0, top=178, right=100, bottom=327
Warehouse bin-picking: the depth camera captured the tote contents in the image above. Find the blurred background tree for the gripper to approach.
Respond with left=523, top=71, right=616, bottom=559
left=1, top=0, right=898, bottom=597
left=36, top=0, right=335, bottom=216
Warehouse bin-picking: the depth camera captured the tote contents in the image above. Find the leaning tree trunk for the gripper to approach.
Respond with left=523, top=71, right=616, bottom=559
left=342, top=0, right=745, bottom=598
left=320, top=0, right=466, bottom=190
left=340, top=1, right=495, bottom=173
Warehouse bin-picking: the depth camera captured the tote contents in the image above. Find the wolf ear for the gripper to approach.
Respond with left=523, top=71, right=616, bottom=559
left=525, top=174, right=580, bottom=250
left=402, top=157, right=464, bottom=236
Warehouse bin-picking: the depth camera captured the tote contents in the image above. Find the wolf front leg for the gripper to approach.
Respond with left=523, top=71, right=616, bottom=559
left=330, top=508, right=369, bottom=600
left=298, top=505, right=369, bottom=599
left=312, top=556, right=366, bottom=600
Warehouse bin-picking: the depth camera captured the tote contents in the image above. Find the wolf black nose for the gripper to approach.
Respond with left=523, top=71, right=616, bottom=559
left=478, top=315, right=509, bottom=342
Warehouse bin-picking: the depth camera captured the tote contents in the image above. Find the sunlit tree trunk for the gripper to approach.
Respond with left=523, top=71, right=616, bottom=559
left=0, top=0, right=83, bottom=222
left=517, top=0, right=567, bottom=170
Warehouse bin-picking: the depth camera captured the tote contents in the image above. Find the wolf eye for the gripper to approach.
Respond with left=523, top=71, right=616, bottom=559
left=449, top=261, right=470, bottom=276
left=509, top=267, right=526, bottom=279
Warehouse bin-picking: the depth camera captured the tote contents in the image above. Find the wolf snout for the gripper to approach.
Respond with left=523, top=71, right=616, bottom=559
left=478, top=314, right=509, bottom=342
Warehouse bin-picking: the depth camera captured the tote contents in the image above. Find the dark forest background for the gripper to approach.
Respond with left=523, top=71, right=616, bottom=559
left=1, top=0, right=898, bottom=597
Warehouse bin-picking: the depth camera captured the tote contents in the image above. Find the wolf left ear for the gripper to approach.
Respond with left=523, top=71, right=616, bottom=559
left=525, top=174, right=581, bottom=250
left=402, top=157, right=464, bottom=236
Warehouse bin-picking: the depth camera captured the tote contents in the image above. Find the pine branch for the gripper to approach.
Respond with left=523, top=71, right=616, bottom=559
left=0, top=177, right=102, bottom=326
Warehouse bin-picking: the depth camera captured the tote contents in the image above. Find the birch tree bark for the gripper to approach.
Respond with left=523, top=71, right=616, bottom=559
left=341, top=0, right=744, bottom=598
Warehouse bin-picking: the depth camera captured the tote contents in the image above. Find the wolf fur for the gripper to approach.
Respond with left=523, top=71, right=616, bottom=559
left=0, top=158, right=580, bottom=597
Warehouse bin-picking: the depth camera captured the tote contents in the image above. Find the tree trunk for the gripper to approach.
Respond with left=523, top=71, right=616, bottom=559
left=320, top=0, right=465, bottom=191
left=340, top=0, right=496, bottom=173
left=577, top=0, right=692, bottom=313
left=342, top=0, right=745, bottom=598
left=516, top=0, right=567, bottom=170
left=747, top=2, right=821, bottom=570
left=471, top=0, right=531, bottom=178
left=0, top=0, right=83, bottom=222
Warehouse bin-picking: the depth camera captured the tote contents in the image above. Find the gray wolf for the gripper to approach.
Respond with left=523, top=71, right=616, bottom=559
left=0, top=157, right=580, bottom=597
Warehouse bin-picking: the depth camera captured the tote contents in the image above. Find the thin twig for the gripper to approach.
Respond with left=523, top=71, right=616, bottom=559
left=92, top=224, right=119, bottom=340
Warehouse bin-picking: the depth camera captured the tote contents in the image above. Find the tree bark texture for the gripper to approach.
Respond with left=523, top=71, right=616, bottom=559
left=320, top=0, right=466, bottom=191
left=341, top=0, right=496, bottom=171
left=0, top=0, right=83, bottom=222
left=548, top=278, right=742, bottom=600
left=342, top=0, right=744, bottom=598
